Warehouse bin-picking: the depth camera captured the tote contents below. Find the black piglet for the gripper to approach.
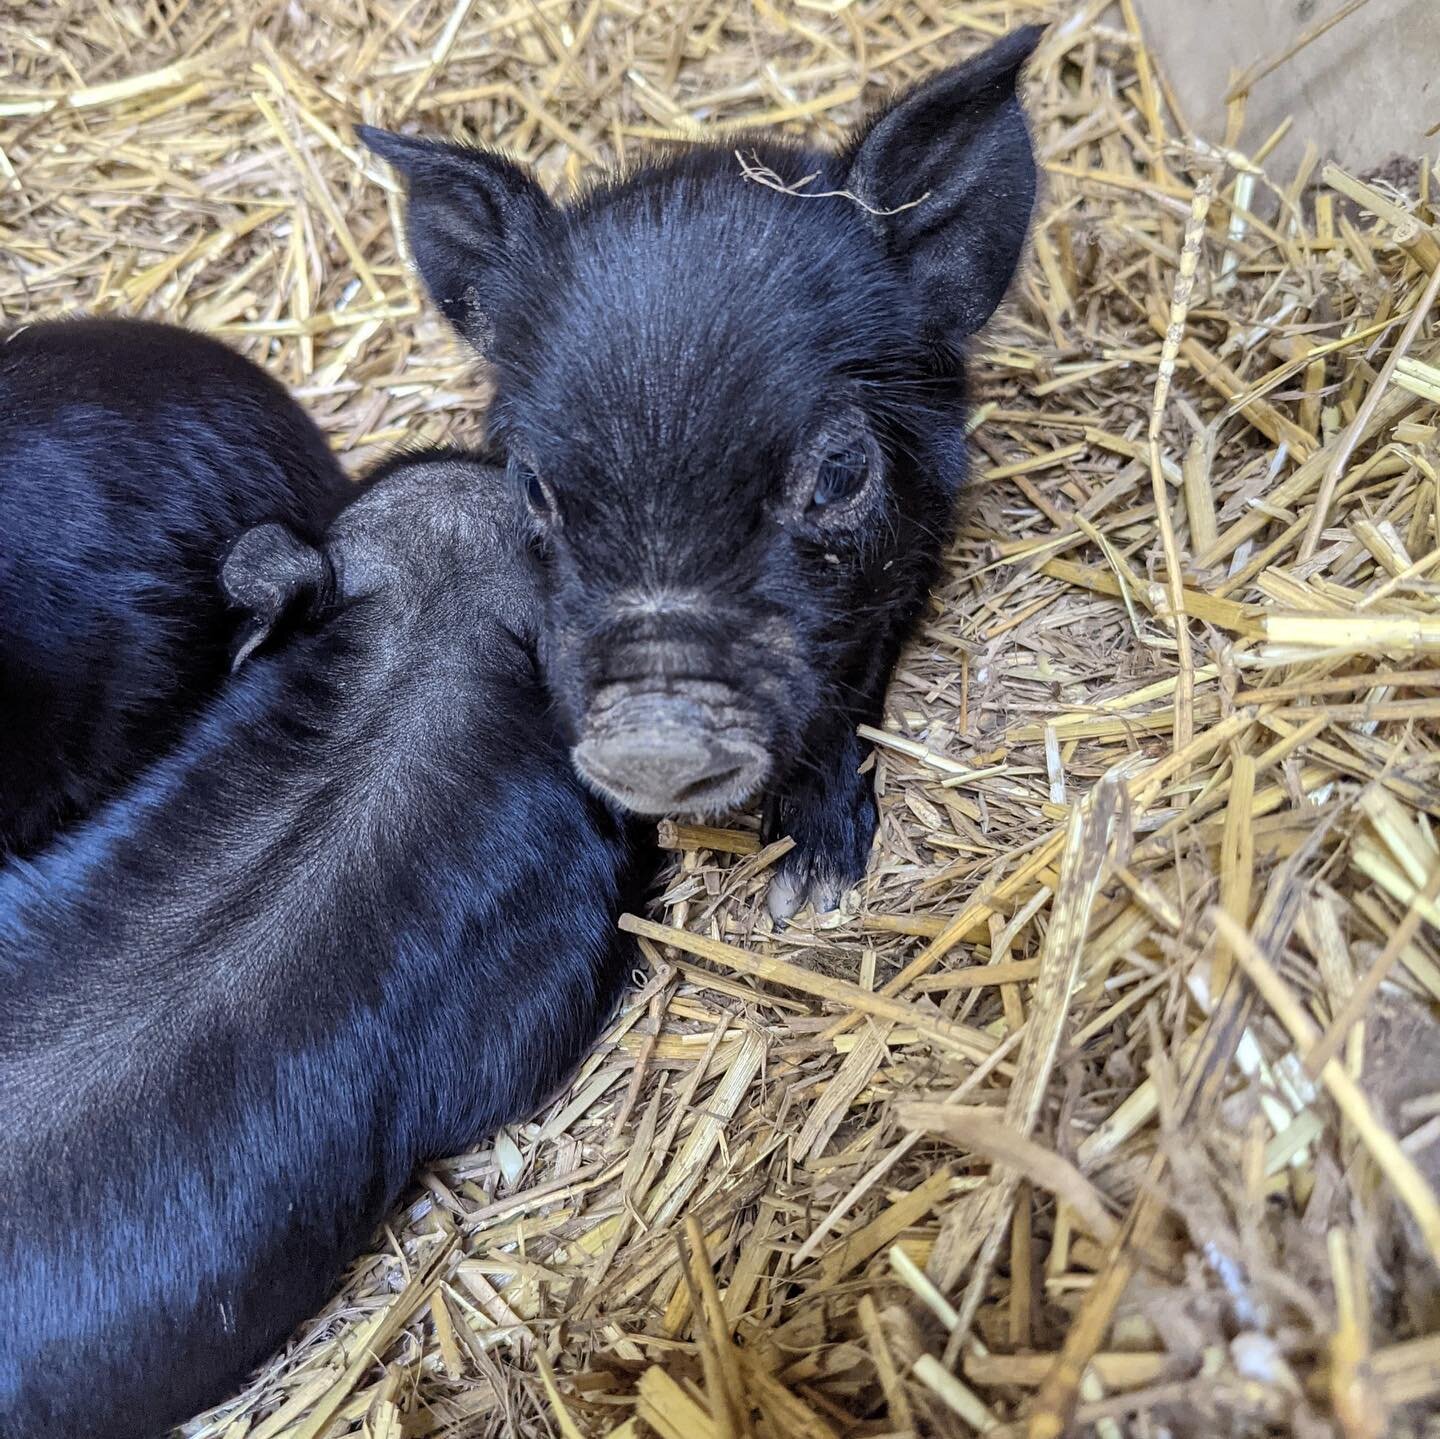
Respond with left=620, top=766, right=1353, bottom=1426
left=0, top=451, right=646, bottom=1439
left=0, top=319, right=350, bottom=858
left=361, top=27, right=1042, bottom=920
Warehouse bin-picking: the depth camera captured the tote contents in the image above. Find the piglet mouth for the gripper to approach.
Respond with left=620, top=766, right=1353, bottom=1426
left=572, top=683, right=770, bottom=819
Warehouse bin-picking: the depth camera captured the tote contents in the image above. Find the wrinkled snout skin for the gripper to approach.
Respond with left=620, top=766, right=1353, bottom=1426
left=538, top=541, right=855, bottom=824
left=363, top=25, right=1041, bottom=914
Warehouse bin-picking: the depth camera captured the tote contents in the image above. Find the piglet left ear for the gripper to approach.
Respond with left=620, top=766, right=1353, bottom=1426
left=357, top=125, right=553, bottom=355
left=221, top=523, right=335, bottom=669
left=843, top=25, right=1043, bottom=345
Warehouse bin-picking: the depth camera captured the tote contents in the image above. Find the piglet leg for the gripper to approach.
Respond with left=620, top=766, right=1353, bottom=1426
left=762, top=722, right=879, bottom=921
left=762, top=612, right=914, bottom=921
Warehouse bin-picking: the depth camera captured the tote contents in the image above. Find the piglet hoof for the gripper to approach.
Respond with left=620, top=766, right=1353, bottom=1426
left=762, top=769, right=877, bottom=923
left=766, top=866, right=813, bottom=924
left=766, top=866, right=850, bottom=924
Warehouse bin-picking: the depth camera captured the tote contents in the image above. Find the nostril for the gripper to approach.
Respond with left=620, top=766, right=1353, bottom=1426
left=586, top=739, right=732, bottom=794
left=672, top=766, right=743, bottom=806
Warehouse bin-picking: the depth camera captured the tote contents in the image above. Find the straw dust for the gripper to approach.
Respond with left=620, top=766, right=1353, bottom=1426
left=3, top=1, right=1440, bottom=1435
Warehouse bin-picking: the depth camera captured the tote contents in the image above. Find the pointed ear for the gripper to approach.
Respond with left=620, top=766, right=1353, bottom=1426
left=357, top=125, right=553, bottom=354
left=221, top=523, right=335, bottom=669
left=844, top=25, right=1042, bottom=344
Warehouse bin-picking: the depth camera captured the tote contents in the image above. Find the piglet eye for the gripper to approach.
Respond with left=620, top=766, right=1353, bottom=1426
left=810, top=446, right=869, bottom=510
left=510, top=456, right=554, bottom=523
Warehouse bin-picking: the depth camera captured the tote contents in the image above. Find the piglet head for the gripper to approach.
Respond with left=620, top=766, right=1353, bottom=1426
left=223, top=456, right=538, bottom=666
left=360, top=26, right=1040, bottom=820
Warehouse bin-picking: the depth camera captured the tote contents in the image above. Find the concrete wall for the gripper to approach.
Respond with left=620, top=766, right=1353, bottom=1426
left=1133, top=0, right=1438, bottom=179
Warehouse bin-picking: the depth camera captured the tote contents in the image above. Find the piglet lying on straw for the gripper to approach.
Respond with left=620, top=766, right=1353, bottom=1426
left=361, top=25, right=1043, bottom=920
left=0, top=451, right=647, bottom=1439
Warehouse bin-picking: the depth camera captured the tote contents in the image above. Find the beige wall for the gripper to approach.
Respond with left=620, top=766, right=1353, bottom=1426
left=1133, top=0, right=1438, bottom=179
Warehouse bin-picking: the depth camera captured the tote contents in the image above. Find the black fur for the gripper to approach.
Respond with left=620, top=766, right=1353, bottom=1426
left=0, top=452, right=645, bottom=1439
left=0, top=318, right=350, bottom=858
left=359, top=26, right=1041, bottom=915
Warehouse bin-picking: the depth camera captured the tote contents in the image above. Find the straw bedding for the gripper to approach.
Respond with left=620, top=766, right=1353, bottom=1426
left=4, top=2, right=1440, bottom=1435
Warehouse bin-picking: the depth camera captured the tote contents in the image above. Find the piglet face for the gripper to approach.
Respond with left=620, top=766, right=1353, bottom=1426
left=485, top=163, right=926, bottom=816
left=361, top=24, right=1041, bottom=824
left=517, top=401, right=899, bottom=817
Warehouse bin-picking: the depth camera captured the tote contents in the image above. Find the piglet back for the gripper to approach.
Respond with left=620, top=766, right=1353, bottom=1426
left=0, top=318, right=351, bottom=857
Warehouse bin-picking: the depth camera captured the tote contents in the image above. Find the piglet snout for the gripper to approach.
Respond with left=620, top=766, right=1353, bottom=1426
left=573, top=684, right=768, bottom=818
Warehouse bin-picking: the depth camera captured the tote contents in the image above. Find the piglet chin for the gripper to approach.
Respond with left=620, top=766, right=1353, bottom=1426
left=572, top=686, right=770, bottom=820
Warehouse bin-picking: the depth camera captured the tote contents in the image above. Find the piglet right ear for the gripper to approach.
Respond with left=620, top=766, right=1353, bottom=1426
left=221, top=523, right=335, bottom=669
left=357, top=125, right=553, bottom=355
left=843, top=25, right=1042, bottom=347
